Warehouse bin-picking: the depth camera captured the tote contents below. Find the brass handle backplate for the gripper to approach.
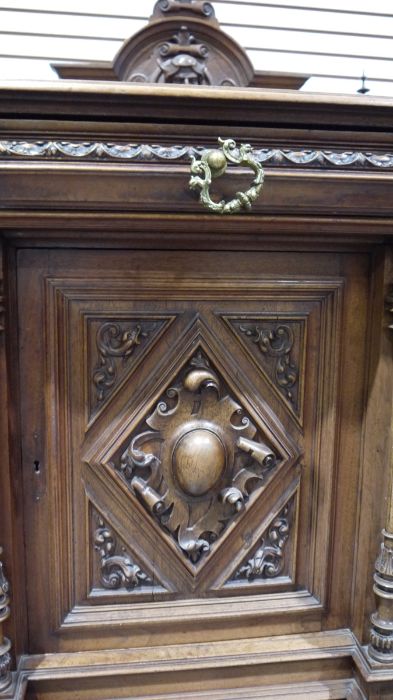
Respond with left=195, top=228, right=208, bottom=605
left=189, top=138, right=264, bottom=214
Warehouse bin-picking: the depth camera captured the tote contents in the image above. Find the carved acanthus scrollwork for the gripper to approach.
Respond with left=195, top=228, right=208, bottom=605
left=239, top=324, right=298, bottom=402
left=232, top=502, right=292, bottom=581
left=0, top=548, right=11, bottom=691
left=93, top=320, right=159, bottom=404
left=117, top=351, right=279, bottom=565
left=94, top=518, right=153, bottom=591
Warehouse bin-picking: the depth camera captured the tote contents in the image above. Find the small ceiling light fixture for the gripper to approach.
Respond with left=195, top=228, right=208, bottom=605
left=357, top=72, right=370, bottom=94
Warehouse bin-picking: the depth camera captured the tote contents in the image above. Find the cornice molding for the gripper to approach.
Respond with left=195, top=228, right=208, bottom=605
left=1, top=141, right=393, bottom=170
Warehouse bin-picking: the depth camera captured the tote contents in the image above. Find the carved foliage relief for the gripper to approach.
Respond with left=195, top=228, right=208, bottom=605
left=114, top=350, right=282, bottom=567
left=89, top=317, right=173, bottom=415
left=92, top=509, right=154, bottom=592
left=223, top=317, right=306, bottom=418
left=230, top=497, right=295, bottom=584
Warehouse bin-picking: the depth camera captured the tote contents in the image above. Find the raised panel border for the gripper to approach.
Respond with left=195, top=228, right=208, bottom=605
left=16, top=264, right=344, bottom=644
left=43, top=273, right=342, bottom=640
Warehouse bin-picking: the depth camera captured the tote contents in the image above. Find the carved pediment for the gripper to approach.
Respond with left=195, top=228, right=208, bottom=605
left=113, top=2, right=253, bottom=86
left=53, top=0, right=251, bottom=87
left=52, top=0, right=309, bottom=88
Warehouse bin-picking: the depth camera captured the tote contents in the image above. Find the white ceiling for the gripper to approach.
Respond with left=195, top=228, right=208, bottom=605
left=0, top=0, right=393, bottom=96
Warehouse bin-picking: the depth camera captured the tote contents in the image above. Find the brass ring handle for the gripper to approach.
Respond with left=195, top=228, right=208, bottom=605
left=189, top=138, right=264, bottom=214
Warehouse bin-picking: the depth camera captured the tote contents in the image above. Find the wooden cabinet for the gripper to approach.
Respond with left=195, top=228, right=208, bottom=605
left=1, top=81, right=393, bottom=699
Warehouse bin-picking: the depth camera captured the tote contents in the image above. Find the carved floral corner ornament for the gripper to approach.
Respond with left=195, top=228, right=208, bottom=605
left=116, top=351, right=279, bottom=566
left=189, top=138, right=264, bottom=214
left=93, top=321, right=150, bottom=403
left=0, top=549, right=11, bottom=692
left=238, top=323, right=298, bottom=403
left=90, top=317, right=172, bottom=412
left=94, top=515, right=153, bottom=592
left=232, top=500, right=293, bottom=582
left=221, top=316, right=304, bottom=421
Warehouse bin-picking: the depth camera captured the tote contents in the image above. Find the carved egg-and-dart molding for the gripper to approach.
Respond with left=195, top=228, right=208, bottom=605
left=117, top=351, right=280, bottom=565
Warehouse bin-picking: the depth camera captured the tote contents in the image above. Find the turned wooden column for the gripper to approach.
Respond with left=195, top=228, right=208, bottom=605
left=0, top=549, right=11, bottom=692
left=369, top=293, right=393, bottom=663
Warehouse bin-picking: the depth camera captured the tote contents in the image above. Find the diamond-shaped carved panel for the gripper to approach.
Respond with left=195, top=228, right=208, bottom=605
left=105, top=347, right=293, bottom=572
left=221, top=315, right=306, bottom=422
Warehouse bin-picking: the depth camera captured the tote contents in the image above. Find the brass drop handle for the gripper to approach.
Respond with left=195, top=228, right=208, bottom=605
left=189, top=138, right=264, bottom=214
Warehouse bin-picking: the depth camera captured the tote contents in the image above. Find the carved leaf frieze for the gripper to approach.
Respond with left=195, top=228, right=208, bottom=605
left=231, top=497, right=294, bottom=583
left=114, top=349, right=281, bottom=566
left=2, top=141, right=393, bottom=170
left=93, top=514, right=153, bottom=591
left=223, top=317, right=305, bottom=419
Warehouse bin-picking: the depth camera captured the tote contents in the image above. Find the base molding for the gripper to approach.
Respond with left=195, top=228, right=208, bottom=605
left=2, top=676, right=367, bottom=700
left=19, top=679, right=368, bottom=700
left=2, top=630, right=393, bottom=699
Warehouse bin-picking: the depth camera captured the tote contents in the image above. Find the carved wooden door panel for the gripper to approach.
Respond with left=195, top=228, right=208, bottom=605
left=17, top=246, right=368, bottom=655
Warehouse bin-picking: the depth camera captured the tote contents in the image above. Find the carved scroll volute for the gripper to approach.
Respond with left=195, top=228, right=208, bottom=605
left=238, top=323, right=298, bottom=402
left=154, top=1, right=215, bottom=18
left=0, top=548, right=11, bottom=692
left=90, top=318, right=169, bottom=415
left=93, top=321, right=146, bottom=403
left=231, top=499, right=293, bottom=583
left=94, top=515, right=153, bottom=592
left=117, top=351, right=279, bottom=566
